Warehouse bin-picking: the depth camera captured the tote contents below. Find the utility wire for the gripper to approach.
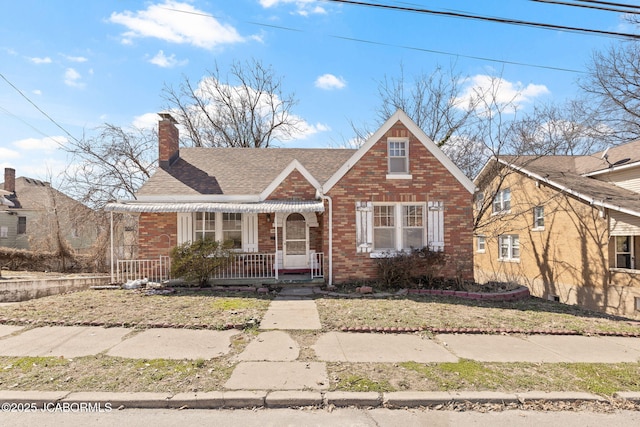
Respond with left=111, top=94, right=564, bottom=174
left=160, top=7, right=582, bottom=73
left=531, top=0, right=640, bottom=13
left=0, top=105, right=68, bottom=148
left=322, top=0, right=640, bottom=40
left=0, top=72, right=79, bottom=143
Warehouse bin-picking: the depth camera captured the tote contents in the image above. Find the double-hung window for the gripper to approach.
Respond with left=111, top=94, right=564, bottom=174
left=533, top=206, right=545, bottom=229
left=222, top=213, right=242, bottom=249
left=194, top=212, right=216, bottom=241
left=492, top=189, right=511, bottom=213
left=17, top=216, right=26, bottom=235
left=615, top=236, right=633, bottom=269
left=388, top=139, right=408, bottom=174
left=477, top=235, right=486, bottom=253
left=498, top=234, right=520, bottom=261
left=373, top=204, right=426, bottom=251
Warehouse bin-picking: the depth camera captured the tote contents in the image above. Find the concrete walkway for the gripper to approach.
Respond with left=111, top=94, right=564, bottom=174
left=2, top=288, right=640, bottom=408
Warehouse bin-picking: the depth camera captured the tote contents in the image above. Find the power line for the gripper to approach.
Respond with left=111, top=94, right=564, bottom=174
left=0, top=72, right=79, bottom=143
left=0, top=105, right=69, bottom=148
left=160, top=7, right=582, bottom=73
left=322, top=0, right=640, bottom=40
left=531, top=0, right=640, bottom=13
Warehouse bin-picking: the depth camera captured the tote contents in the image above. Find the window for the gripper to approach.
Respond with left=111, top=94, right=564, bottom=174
left=492, top=189, right=511, bottom=213
left=402, top=205, right=424, bottom=249
left=475, top=192, right=485, bottom=210
left=635, top=297, right=640, bottom=312
left=388, top=139, right=408, bottom=174
left=0, top=226, right=7, bottom=238
left=615, top=236, right=633, bottom=269
left=498, top=234, right=520, bottom=261
left=477, top=235, right=486, bottom=252
left=533, top=206, right=544, bottom=229
left=222, top=213, right=242, bottom=249
left=17, top=216, right=26, bottom=234
left=373, top=205, right=396, bottom=250
left=195, top=212, right=216, bottom=241
left=373, top=204, right=426, bottom=251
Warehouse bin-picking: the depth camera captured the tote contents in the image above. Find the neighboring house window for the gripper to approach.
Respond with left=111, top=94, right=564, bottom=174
left=533, top=206, right=544, bottom=229
left=492, top=189, right=511, bottom=213
left=477, top=235, right=486, bottom=253
left=222, top=213, right=242, bottom=249
left=195, top=212, right=216, bottom=241
left=498, top=234, right=520, bottom=261
left=475, top=192, right=485, bottom=210
left=388, top=139, right=408, bottom=174
left=0, top=226, right=7, bottom=238
left=615, top=236, right=633, bottom=269
left=17, top=216, right=26, bottom=234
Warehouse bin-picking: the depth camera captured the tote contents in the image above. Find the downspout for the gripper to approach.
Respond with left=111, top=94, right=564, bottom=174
left=110, top=211, right=114, bottom=283
left=317, top=191, right=333, bottom=287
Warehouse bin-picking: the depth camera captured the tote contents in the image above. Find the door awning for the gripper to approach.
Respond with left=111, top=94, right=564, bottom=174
left=104, top=200, right=325, bottom=214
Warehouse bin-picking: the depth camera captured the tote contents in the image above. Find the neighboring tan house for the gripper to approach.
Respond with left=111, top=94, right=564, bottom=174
left=0, top=168, right=98, bottom=253
left=106, top=110, right=476, bottom=285
left=474, top=141, right=640, bottom=316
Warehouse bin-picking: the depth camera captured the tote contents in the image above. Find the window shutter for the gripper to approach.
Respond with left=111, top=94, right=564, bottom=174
left=355, top=201, right=373, bottom=253
left=427, top=201, right=444, bottom=251
left=242, top=213, right=259, bottom=252
left=177, top=212, right=193, bottom=245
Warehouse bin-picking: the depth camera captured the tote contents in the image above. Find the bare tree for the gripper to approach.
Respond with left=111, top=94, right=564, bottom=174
left=62, top=124, right=157, bottom=209
left=162, top=59, right=301, bottom=148
left=579, top=41, right=640, bottom=142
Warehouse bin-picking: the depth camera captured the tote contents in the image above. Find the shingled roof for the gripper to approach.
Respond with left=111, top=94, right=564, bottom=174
left=496, top=141, right=640, bottom=216
left=136, top=147, right=356, bottom=198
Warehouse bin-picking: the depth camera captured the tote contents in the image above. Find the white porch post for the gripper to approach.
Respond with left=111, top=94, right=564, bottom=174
left=274, top=213, right=279, bottom=281
left=110, top=211, right=114, bottom=283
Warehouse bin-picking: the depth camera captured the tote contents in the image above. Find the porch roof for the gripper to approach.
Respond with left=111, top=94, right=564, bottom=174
left=104, top=199, right=325, bottom=214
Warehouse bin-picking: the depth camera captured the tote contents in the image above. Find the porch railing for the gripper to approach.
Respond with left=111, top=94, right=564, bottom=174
left=212, top=252, right=276, bottom=279
left=311, top=252, right=324, bottom=278
left=117, top=256, right=171, bottom=283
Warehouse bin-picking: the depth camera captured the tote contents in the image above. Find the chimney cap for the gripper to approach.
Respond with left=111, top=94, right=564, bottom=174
left=158, top=112, right=177, bottom=124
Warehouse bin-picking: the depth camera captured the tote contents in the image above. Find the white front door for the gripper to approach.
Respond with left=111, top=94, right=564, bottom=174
left=283, top=213, right=308, bottom=268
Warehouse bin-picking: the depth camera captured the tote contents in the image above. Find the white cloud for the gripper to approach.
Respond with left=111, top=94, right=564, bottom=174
left=64, top=68, right=85, bottom=88
left=315, top=73, right=346, bottom=90
left=0, top=147, right=21, bottom=159
left=455, top=75, right=550, bottom=114
left=259, top=0, right=327, bottom=15
left=149, top=50, right=188, bottom=68
left=132, top=113, right=160, bottom=130
left=29, top=56, right=52, bottom=64
left=64, top=55, right=88, bottom=63
left=109, top=1, right=245, bottom=49
left=32, top=89, right=42, bottom=95
left=13, top=136, right=67, bottom=152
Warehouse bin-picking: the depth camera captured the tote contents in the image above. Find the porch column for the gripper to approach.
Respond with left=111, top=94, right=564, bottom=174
left=274, top=214, right=279, bottom=280
left=110, top=211, right=114, bottom=283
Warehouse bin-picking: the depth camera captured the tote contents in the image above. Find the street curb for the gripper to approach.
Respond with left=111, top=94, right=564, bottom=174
left=0, top=390, right=613, bottom=410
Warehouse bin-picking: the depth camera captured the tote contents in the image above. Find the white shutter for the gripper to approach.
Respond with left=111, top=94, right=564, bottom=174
left=356, top=201, right=373, bottom=253
left=177, top=213, right=193, bottom=245
left=242, top=213, right=259, bottom=252
left=427, top=201, right=444, bottom=251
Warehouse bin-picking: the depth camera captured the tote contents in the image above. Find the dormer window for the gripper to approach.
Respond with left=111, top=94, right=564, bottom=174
left=388, top=139, right=408, bottom=174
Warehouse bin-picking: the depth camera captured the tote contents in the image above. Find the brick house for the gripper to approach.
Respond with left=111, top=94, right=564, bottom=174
left=106, top=110, right=476, bottom=285
left=474, top=141, right=640, bottom=316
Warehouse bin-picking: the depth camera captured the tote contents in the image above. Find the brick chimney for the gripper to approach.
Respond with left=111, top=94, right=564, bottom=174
left=158, top=112, right=179, bottom=168
left=4, top=168, right=15, bottom=193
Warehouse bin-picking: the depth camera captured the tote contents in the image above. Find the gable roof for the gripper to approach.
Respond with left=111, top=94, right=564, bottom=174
left=496, top=154, right=640, bottom=217
left=136, top=147, right=355, bottom=201
left=322, top=109, right=476, bottom=194
left=0, top=176, right=93, bottom=213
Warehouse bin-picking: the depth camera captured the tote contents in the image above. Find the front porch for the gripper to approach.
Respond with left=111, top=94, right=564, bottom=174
left=115, top=252, right=325, bottom=286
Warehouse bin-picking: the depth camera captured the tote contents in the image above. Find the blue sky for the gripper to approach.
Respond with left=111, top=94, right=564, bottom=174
left=0, top=0, right=635, bottom=182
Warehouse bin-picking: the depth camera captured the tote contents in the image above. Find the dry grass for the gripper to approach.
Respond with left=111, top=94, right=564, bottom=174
left=0, top=289, right=272, bottom=329
left=315, top=295, right=640, bottom=334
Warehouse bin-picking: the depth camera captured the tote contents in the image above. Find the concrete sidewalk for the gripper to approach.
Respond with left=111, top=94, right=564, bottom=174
left=1, top=288, right=640, bottom=409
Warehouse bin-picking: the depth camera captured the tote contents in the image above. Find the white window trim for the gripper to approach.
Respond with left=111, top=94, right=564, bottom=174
left=492, top=188, right=511, bottom=215
left=532, top=205, right=545, bottom=231
left=387, top=137, right=409, bottom=175
left=614, top=235, right=635, bottom=270
left=371, top=202, right=427, bottom=253
left=498, top=234, right=520, bottom=262
left=191, top=212, right=246, bottom=251
left=476, top=235, right=486, bottom=253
